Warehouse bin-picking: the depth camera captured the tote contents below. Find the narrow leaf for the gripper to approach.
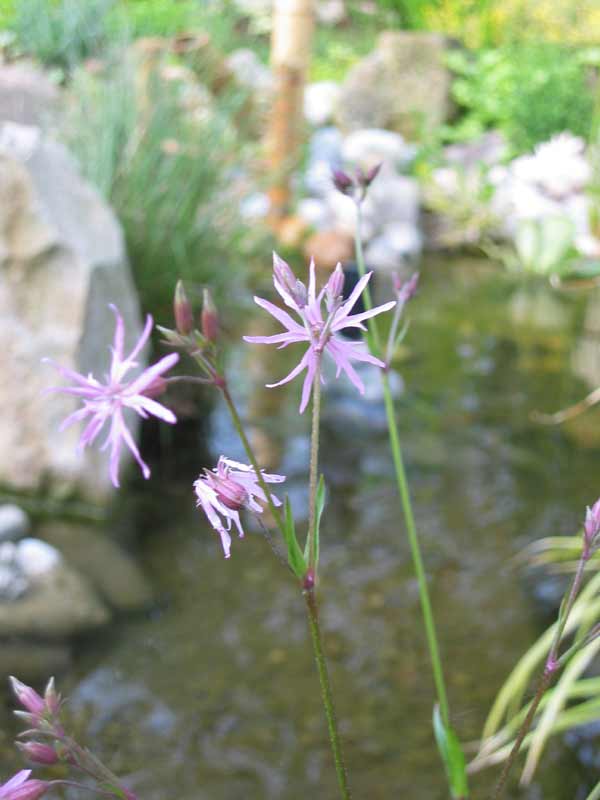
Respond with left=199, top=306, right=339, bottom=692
left=283, top=497, right=307, bottom=579
left=433, top=706, right=469, bottom=798
left=304, top=475, right=326, bottom=568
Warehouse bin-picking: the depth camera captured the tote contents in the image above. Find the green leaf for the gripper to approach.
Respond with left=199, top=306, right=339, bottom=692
left=433, top=706, right=469, bottom=799
left=305, top=475, right=326, bottom=567
left=282, top=497, right=306, bottom=579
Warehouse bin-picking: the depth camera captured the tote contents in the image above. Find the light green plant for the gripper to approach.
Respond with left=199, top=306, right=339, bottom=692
left=446, top=44, right=596, bottom=154
left=62, top=54, right=257, bottom=315
left=472, top=542, right=600, bottom=789
left=11, top=0, right=114, bottom=69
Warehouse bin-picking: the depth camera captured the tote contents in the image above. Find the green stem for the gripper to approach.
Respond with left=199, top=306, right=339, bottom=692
left=220, top=382, right=283, bottom=533
left=354, top=200, right=450, bottom=727
left=307, top=353, right=322, bottom=570
left=304, top=587, right=352, bottom=800
left=586, top=779, right=600, bottom=800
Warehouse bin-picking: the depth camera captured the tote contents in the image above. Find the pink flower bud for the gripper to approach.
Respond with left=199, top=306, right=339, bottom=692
left=43, top=678, right=60, bottom=717
left=201, top=289, right=218, bottom=343
left=174, top=280, right=194, bottom=335
left=331, top=168, right=354, bottom=195
left=16, top=742, right=59, bottom=766
left=326, top=264, right=345, bottom=311
left=584, top=498, right=600, bottom=551
left=9, top=678, right=45, bottom=718
left=141, top=376, right=168, bottom=399
left=364, top=162, right=382, bottom=187
left=303, top=568, right=315, bottom=590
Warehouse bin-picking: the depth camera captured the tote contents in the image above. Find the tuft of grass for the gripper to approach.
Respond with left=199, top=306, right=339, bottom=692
left=62, top=50, right=260, bottom=316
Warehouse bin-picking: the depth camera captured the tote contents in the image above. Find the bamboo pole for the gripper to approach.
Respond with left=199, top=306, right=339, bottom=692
left=265, top=0, right=315, bottom=229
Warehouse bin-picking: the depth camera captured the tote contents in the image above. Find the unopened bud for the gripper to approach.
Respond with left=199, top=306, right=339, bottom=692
left=584, top=498, right=600, bottom=552
left=398, top=272, right=419, bottom=304
left=326, top=264, right=345, bottom=310
left=363, top=162, right=382, bottom=187
left=141, top=376, right=168, bottom=399
left=332, top=168, right=354, bottom=195
left=174, top=280, right=194, bottom=335
left=10, top=677, right=45, bottom=718
left=273, top=253, right=307, bottom=309
left=17, top=742, right=59, bottom=766
left=201, top=289, right=218, bottom=343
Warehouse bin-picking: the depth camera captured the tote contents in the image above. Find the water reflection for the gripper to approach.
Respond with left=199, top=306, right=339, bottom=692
left=3, top=259, right=600, bottom=799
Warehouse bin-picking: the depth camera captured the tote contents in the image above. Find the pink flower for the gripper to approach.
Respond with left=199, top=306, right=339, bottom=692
left=16, top=743, right=58, bottom=766
left=584, top=497, right=600, bottom=552
left=244, top=254, right=395, bottom=412
left=0, top=771, right=49, bottom=800
left=194, top=456, right=285, bottom=558
left=44, top=305, right=179, bottom=487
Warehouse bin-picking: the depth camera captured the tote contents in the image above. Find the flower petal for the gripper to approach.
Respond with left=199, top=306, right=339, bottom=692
left=252, top=297, right=305, bottom=335
left=266, top=349, right=310, bottom=389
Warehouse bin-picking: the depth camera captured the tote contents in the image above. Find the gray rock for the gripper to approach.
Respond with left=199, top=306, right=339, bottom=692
left=0, top=505, right=30, bottom=542
left=0, top=62, right=61, bottom=130
left=0, top=557, right=110, bottom=638
left=335, top=31, right=456, bottom=138
left=0, top=641, right=71, bottom=684
left=297, top=197, right=332, bottom=230
left=0, top=123, right=145, bottom=502
left=305, top=127, right=344, bottom=196
left=304, top=81, right=341, bottom=127
left=364, top=223, right=423, bottom=272
left=40, top=522, right=153, bottom=612
left=341, top=128, right=416, bottom=171
left=364, top=170, right=420, bottom=227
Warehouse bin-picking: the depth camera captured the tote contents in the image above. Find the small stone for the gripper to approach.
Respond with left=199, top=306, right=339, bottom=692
left=304, top=81, right=341, bottom=127
left=0, top=505, right=30, bottom=542
left=16, top=538, right=62, bottom=577
left=341, top=128, right=416, bottom=171
left=40, top=523, right=153, bottom=612
left=303, top=230, right=355, bottom=271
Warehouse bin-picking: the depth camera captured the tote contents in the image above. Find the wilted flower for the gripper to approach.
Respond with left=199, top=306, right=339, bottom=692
left=244, top=254, right=395, bottom=412
left=194, top=457, right=285, bottom=558
left=0, top=771, right=49, bottom=800
left=44, top=305, right=179, bottom=488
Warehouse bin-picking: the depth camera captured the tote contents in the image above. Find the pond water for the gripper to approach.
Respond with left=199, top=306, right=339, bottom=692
left=3, top=258, right=600, bottom=798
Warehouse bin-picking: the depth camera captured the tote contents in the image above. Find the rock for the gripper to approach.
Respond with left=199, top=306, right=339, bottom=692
left=0, top=543, right=28, bottom=601
left=40, top=523, right=153, bottom=613
left=324, top=189, right=377, bottom=239
left=0, top=62, right=61, bottom=130
left=0, top=641, right=71, bottom=684
left=335, top=31, right=456, bottom=138
left=0, top=122, right=145, bottom=502
left=364, top=170, right=420, bottom=227
left=0, top=545, right=110, bottom=638
left=316, top=0, right=347, bottom=25
left=341, top=129, right=416, bottom=171
left=303, top=230, right=354, bottom=270
left=226, top=48, right=273, bottom=94
left=304, top=127, right=343, bottom=196
left=16, top=538, right=62, bottom=576
left=0, top=505, right=30, bottom=542
left=297, top=197, right=333, bottom=231
left=364, top=223, right=423, bottom=271
left=0, top=538, right=62, bottom=601
left=304, top=81, right=341, bottom=127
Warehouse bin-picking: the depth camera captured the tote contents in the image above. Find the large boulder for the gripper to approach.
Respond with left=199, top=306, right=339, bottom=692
left=0, top=122, right=145, bottom=502
left=335, top=31, right=456, bottom=139
left=0, top=62, right=61, bottom=130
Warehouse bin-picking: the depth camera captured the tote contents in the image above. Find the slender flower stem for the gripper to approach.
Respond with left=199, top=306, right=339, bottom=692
left=307, top=353, right=323, bottom=570
left=491, top=547, right=590, bottom=800
left=304, top=587, right=352, bottom=800
left=354, top=200, right=450, bottom=728
left=220, top=382, right=284, bottom=532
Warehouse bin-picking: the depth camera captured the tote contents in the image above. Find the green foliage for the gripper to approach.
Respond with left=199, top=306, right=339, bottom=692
left=446, top=44, right=596, bottom=153
left=12, top=0, right=115, bottom=69
left=283, top=497, right=307, bottom=579
left=62, top=55, right=253, bottom=315
left=472, top=566, right=600, bottom=784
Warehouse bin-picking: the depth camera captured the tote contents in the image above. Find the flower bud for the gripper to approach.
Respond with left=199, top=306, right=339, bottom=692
left=273, top=253, right=308, bottom=309
left=201, top=289, right=218, bottom=343
left=0, top=771, right=50, bottom=800
left=584, top=498, right=600, bottom=552
left=16, top=742, right=59, bottom=766
left=326, top=263, right=345, bottom=311
left=303, top=568, right=315, bottom=591
left=397, top=272, right=419, bottom=304
left=174, top=280, right=194, bottom=336
left=9, top=677, right=45, bottom=718
left=43, top=677, right=60, bottom=716
left=363, top=162, right=382, bottom=187
left=141, top=376, right=168, bottom=399
left=331, top=168, right=354, bottom=195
